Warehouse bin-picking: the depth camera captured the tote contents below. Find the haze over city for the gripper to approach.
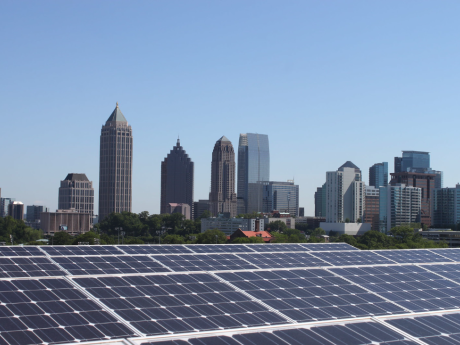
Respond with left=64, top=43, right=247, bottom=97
left=1, top=1, right=459, bottom=215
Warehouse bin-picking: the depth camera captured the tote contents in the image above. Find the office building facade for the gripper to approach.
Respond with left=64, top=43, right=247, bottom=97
left=325, top=162, right=365, bottom=223
left=98, top=103, right=133, bottom=222
left=26, top=205, right=49, bottom=223
left=390, top=171, right=436, bottom=227
left=363, top=186, right=379, bottom=230
left=379, top=184, right=421, bottom=233
left=369, top=162, right=388, bottom=188
left=209, top=136, right=237, bottom=217
left=193, top=200, right=210, bottom=220
left=40, top=209, right=91, bottom=236
left=262, top=180, right=299, bottom=217
left=314, top=184, right=327, bottom=217
left=0, top=197, right=14, bottom=218
left=167, top=203, right=191, bottom=220
left=201, top=214, right=264, bottom=235
left=237, top=133, right=270, bottom=214
left=432, top=185, right=460, bottom=228
left=59, top=173, right=94, bottom=216
left=160, top=139, right=194, bottom=215
left=8, top=201, right=24, bottom=220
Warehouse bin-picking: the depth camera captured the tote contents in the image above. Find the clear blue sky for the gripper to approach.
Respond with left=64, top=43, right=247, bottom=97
left=1, top=1, right=459, bottom=216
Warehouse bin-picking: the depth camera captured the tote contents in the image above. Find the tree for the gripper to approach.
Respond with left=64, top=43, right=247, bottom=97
left=345, top=218, right=350, bottom=223
left=72, top=231, right=100, bottom=245
left=52, top=231, right=73, bottom=245
left=199, top=210, right=212, bottom=219
left=335, top=234, right=358, bottom=247
left=267, top=221, right=288, bottom=233
left=195, top=229, right=227, bottom=244
left=390, top=225, right=419, bottom=243
left=162, top=234, right=185, bottom=244
left=310, top=228, right=326, bottom=237
left=359, top=230, right=393, bottom=249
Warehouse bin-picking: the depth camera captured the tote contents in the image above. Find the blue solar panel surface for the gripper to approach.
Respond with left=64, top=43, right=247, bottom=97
left=0, top=244, right=460, bottom=345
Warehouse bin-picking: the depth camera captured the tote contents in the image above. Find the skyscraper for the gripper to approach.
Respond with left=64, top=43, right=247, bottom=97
left=209, top=136, right=237, bottom=217
left=59, top=173, right=94, bottom=216
left=369, top=162, right=388, bottom=188
left=0, top=197, right=14, bottom=218
left=262, top=180, right=299, bottom=217
left=26, top=205, right=49, bottom=222
left=160, top=138, right=194, bottom=215
left=98, top=103, right=133, bottom=222
left=432, top=185, right=460, bottom=228
left=8, top=201, right=24, bottom=220
left=237, top=133, right=270, bottom=214
left=325, top=161, right=365, bottom=223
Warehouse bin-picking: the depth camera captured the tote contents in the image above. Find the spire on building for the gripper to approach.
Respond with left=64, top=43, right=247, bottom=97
left=106, top=102, right=127, bottom=123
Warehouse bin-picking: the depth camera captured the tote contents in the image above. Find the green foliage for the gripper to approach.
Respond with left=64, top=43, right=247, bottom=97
left=310, top=227, right=326, bottom=237
left=52, top=232, right=73, bottom=245
left=72, top=231, right=100, bottom=245
left=162, top=234, right=185, bottom=244
left=267, top=221, right=288, bottom=233
left=196, top=229, right=227, bottom=244
left=336, top=234, right=358, bottom=247
left=345, top=218, right=350, bottom=223
left=0, top=216, right=43, bottom=244
left=123, top=237, right=144, bottom=244
left=295, top=223, right=309, bottom=232
left=232, top=237, right=265, bottom=243
left=199, top=210, right=211, bottom=219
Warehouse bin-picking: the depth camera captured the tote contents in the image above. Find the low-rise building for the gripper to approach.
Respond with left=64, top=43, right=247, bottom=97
left=201, top=214, right=264, bottom=235
left=320, top=222, right=371, bottom=236
left=419, top=230, right=460, bottom=247
left=40, top=209, right=91, bottom=236
left=296, top=216, right=325, bottom=230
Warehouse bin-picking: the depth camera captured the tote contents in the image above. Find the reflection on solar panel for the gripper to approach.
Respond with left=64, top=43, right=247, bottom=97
left=41, top=245, right=124, bottom=256
left=237, top=252, right=329, bottom=269
left=0, top=247, right=45, bottom=256
left=311, top=250, right=395, bottom=266
left=332, top=265, right=460, bottom=312
left=375, top=249, right=452, bottom=263
left=119, top=245, right=193, bottom=255
left=151, top=254, right=259, bottom=271
left=0, top=278, right=136, bottom=344
left=298, top=243, right=359, bottom=251
left=73, top=273, right=288, bottom=336
left=217, top=268, right=404, bottom=322
left=0, top=257, right=65, bottom=277
left=52, top=256, right=170, bottom=275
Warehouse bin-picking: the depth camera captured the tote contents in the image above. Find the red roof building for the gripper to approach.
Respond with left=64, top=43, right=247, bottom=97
left=230, top=228, right=273, bottom=243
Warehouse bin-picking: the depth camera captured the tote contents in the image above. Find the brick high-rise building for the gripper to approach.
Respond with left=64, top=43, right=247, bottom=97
left=160, top=138, right=194, bottom=215
left=59, top=173, right=94, bottom=217
left=209, top=136, right=237, bottom=217
left=390, top=171, right=436, bottom=227
left=98, top=103, right=133, bottom=222
left=363, top=186, right=380, bottom=230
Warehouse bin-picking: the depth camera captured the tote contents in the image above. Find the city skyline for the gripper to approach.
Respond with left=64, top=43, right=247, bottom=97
left=2, top=2, right=460, bottom=216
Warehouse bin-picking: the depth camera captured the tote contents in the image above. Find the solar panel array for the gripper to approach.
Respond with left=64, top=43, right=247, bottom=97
left=2, top=243, right=460, bottom=345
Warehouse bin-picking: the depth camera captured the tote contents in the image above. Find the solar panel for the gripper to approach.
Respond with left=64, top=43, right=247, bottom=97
left=119, top=245, right=194, bottom=255
left=374, top=249, right=452, bottom=264
left=298, top=243, right=359, bottom=251
left=52, top=256, right=171, bottom=275
left=0, top=247, right=45, bottom=257
left=310, top=250, right=395, bottom=266
left=73, top=273, right=289, bottom=336
left=331, top=265, right=460, bottom=312
left=0, top=277, right=136, bottom=345
left=188, top=245, right=254, bottom=254
left=236, top=252, right=330, bottom=269
left=0, top=257, right=65, bottom=278
left=150, top=254, right=259, bottom=272
left=428, top=248, right=460, bottom=262
left=41, top=245, right=125, bottom=256
left=238, top=244, right=306, bottom=252
left=216, top=268, right=405, bottom=322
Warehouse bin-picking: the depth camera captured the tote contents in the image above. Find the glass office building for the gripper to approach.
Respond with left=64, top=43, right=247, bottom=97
left=401, top=151, right=430, bottom=172
left=369, top=162, right=388, bottom=188
left=237, top=133, right=270, bottom=214
left=262, top=181, right=299, bottom=217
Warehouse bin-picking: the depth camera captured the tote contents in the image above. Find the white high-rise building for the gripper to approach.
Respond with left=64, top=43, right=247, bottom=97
left=326, top=161, right=365, bottom=223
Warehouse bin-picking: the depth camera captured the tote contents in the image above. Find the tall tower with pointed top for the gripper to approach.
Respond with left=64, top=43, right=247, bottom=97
left=209, top=136, right=237, bottom=217
left=98, top=103, right=133, bottom=222
left=160, top=138, right=194, bottom=216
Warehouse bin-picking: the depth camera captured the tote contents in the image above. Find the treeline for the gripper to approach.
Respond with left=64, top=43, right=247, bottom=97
left=0, top=216, right=43, bottom=244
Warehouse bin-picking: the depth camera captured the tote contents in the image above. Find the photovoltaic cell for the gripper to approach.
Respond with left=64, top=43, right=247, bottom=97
left=332, top=265, right=460, bottom=312
left=0, top=278, right=135, bottom=345
left=73, top=273, right=288, bottom=336
left=310, top=251, right=395, bottom=266
left=428, top=249, right=460, bottom=262
left=298, top=243, right=359, bottom=251
left=53, top=256, right=170, bottom=275
left=236, top=252, right=330, bottom=269
left=41, top=245, right=125, bottom=256
left=0, top=257, right=65, bottom=277
left=216, top=268, right=404, bottom=322
left=119, top=245, right=194, bottom=255
left=374, top=249, right=452, bottom=264
left=0, top=247, right=45, bottom=257
left=151, top=254, right=259, bottom=272
left=239, top=244, right=306, bottom=252
left=188, top=245, right=254, bottom=254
